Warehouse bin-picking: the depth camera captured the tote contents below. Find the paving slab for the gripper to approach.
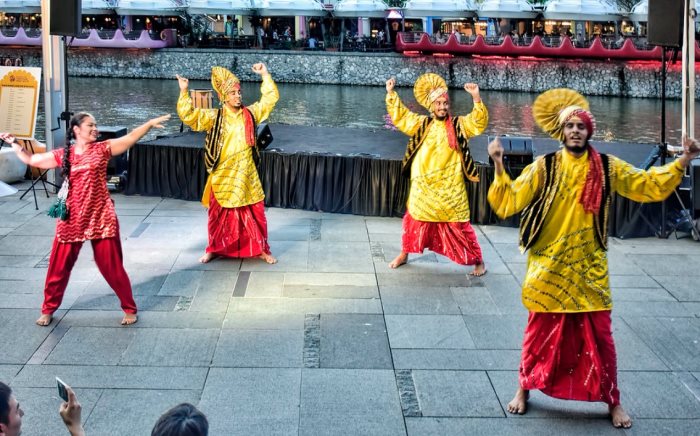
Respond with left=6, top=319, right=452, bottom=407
left=212, top=328, right=304, bottom=367
left=451, top=286, right=503, bottom=315
left=12, top=365, right=208, bottom=389
left=380, top=286, right=462, bottom=315
left=652, top=275, right=700, bottom=302
left=299, top=369, right=405, bottom=436
left=392, top=349, right=521, bottom=371
left=319, top=219, right=369, bottom=241
left=85, top=389, right=201, bottom=436
left=119, top=328, right=219, bottom=366
left=462, top=314, right=527, bottom=349
left=58, top=310, right=225, bottom=329
left=199, top=367, right=301, bottom=436
left=319, top=314, right=392, bottom=369
left=0, top=365, right=21, bottom=383
left=623, top=316, right=700, bottom=371
left=223, top=312, right=305, bottom=330
left=412, top=370, right=504, bottom=417
left=228, top=297, right=383, bottom=314
left=618, top=371, right=700, bottom=418
left=405, top=417, right=623, bottom=436
left=0, top=309, right=57, bottom=364
left=385, top=315, right=476, bottom=349
left=71, top=294, right=179, bottom=311
left=43, top=326, right=136, bottom=365
left=308, top=241, right=375, bottom=273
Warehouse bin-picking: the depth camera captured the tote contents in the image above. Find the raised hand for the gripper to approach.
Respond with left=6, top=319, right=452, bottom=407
left=386, top=77, right=395, bottom=93
left=0, top=132, right=17, bottom=144
left=175, top=74, right=189, bottom=91
left=252, top=63, right=269, bottom=75
left=149, top=114, right=172, bottom=129
left=464, top=83, right=481, bottom=101
left=488, top=136, right=504, bottom=165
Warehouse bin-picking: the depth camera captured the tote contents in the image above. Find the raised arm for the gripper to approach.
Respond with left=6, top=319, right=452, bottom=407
left=457, top=83, right=488, bottom=137
left=385, top=77, right=424, bottom=136
left=109, top=114, right=171, bottom=156
left=0, top=134, right=58, bottom=170
left=175, top=74, right=217, bottom=131
left=486, top=137, right=541, bottom=219
left=247, top=63, right=280, bottom=123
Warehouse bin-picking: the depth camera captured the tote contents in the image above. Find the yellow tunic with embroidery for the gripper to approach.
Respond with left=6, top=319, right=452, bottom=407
left=488, top=150, right=685, bottom=313
left=177, top=74, right=279, bottom=208
left=386, top=91, right=488, bottom=222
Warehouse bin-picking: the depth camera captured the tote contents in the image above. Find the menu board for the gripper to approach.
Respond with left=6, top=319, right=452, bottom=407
left=0, top=67, right=41, bottom=139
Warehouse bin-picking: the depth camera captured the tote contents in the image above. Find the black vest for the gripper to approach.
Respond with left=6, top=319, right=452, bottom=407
left=204, top=107, right=258, bottom=173
left=401, top=116, right=479, bottom=182
left=519, top=151, right=612, bottom=251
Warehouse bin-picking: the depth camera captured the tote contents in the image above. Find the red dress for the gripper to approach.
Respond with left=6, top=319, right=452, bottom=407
left=52, top=141, right=118, bottom=242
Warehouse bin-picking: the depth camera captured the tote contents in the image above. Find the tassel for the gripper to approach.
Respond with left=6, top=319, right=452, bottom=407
left=47, top=179, right=70, bottom=221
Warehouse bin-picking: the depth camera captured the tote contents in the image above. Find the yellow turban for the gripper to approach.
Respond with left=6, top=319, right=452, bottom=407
left=211, top=66, right=240, bottom=102
left=414, top=73, right=448, bottom=111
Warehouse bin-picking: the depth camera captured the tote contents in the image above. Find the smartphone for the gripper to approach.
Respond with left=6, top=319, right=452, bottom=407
left=56, top=377, right=69, bottom=402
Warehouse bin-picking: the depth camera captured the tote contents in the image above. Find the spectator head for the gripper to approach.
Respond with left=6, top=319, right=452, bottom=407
left=0, top=382, right=24, bottom=436
left=151, top=403, right=208, bottom=436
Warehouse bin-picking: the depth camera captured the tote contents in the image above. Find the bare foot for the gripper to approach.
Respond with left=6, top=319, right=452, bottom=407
left=389, top=252, right=408, bottom=269
left=469, top=262, right=487, bottom=277
left=610, top=405, right=632, bottom=428
left=199, top=252, right=218, bottom=263
left=35, top=314, right=52, bottom=326
left=507, top=388, right=529, bottom=415
left=259, top=252, right=277, bottom=264
left=121, top=313, right=138, bottom=326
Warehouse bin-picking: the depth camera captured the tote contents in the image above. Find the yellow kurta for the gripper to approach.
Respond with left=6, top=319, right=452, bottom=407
left=177, top=74, right=279, bottom=208
left=488, top=150, right=686, bottom=312
left=386, top=91, right=488, bottom=222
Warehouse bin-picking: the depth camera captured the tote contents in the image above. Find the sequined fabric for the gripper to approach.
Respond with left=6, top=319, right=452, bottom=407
left=177, top=74, right=279, bottom=208
left=519, top=311, right=620, bottom=406
left=488, top=152, right=686, bottom=312
left=51, top=141, right=117, bottom=243
left=401, top=212, right=483, bottom=265
left=206, top=194, right=270, bottom=258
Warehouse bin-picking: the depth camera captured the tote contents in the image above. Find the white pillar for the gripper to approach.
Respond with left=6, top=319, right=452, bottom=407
left=682, top=0, right=695, bottom=138
left=40, top=0, right=67, bottom=188
left=361, top=18, right=370, bottom=36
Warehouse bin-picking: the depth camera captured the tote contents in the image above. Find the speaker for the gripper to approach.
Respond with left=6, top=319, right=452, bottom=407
left=97, top=126, right=128, bottom=177
left=50, top=0, right=82, bottom=37
left=647, top=0, right=683, bottom=48
left=690, top=159, right=700, bottom=218
left=488, top=136, right=534, bottom=166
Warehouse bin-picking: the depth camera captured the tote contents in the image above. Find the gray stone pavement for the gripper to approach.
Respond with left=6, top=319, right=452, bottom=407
left=1, top=182, right=700, bottom=435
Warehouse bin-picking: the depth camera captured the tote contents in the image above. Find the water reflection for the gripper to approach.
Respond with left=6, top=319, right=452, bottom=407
left=31, top=77, right=698, bottom=145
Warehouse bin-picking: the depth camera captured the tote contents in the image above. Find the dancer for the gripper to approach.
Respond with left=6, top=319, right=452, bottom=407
left=385, top=74, right=488, bottom=276
left=176, top=63, right=278, bottom=264
left=487, top=88, right=700, bottom=428
left=1, top=113, right=171, bottom=326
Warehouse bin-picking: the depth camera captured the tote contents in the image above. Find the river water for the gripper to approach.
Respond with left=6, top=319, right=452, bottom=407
left=33, top=76, right=700, bottom=146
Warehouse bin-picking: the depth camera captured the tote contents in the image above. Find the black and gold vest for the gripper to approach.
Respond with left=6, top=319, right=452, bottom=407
left=401, top=116, right=479, bottom=182
left=203, top=107, right=258, bottom=173
left=519, top=150, right=612, bottom=251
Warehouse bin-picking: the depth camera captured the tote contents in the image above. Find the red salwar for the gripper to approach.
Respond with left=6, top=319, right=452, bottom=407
left=42, top=233, right=137, bottom=315
left=519, top=310, right=620, bottom=407
left=206, top=193, right=270, bottom=258
left=401, top=212, right=483, bottom=265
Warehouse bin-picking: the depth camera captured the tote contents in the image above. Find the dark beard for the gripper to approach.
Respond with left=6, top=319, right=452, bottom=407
left=564, top=141, right=588, bottom=154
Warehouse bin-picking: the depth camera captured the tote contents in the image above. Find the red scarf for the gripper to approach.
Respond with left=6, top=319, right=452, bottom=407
left=581, top=144, right=603, bottom=214
left=242, top=105, right=255, bottom=147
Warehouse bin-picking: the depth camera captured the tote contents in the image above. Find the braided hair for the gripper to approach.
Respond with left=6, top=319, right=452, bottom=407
left=62, top=112, right=93, bottom=179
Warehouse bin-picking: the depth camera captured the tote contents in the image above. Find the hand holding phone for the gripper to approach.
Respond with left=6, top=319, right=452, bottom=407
left=56, top=377, right=69, bottom=402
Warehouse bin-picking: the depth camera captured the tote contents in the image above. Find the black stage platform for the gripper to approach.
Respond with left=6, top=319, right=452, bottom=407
left=125, top=124, right=683, bottom=238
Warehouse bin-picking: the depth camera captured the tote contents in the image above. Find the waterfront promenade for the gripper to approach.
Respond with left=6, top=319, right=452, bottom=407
left=1, top=180, right=699, bottom=435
